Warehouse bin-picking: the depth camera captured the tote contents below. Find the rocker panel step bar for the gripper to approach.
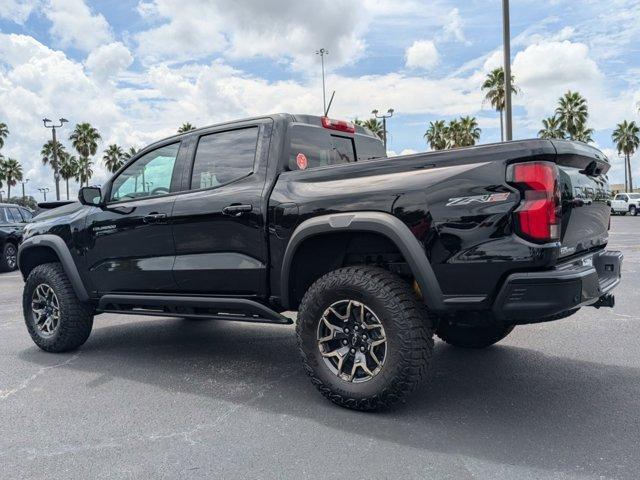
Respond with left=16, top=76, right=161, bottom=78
left=97, top=294, right=293, bottom=325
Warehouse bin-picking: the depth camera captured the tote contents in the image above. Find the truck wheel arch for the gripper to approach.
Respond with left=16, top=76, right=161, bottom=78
left=18, top=235, right=90, bottom=302
left=280, top=212, right=444, bottom=311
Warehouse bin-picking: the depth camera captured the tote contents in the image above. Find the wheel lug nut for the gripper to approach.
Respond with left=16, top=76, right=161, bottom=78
left=342, top=339, right=348, bottom=345
left=350, top=348, right=356, bottom=354
left=354, top=325, right=359, bottom=331
left=344, top=328, right=349, bottom=333
left=360, top=346, right=365, bottom=352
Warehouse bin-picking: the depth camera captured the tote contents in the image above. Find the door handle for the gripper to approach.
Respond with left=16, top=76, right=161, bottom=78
left=143, top=212, right=168, bottom=224
left=222, top=204, right=253, bottom=217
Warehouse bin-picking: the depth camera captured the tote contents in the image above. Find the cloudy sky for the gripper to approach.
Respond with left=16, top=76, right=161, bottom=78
left=1, top=0, right=639, bottom=199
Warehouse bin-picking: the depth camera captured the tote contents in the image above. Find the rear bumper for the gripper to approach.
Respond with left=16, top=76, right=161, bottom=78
left=493, top=249, right=623, bottom=322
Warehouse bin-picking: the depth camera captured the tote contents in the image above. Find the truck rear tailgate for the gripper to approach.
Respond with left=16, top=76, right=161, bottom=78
left=552, top=140, right=611, bottom=257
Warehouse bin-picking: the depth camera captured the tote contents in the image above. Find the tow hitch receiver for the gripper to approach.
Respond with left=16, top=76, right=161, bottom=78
left=592, top=294, right=615, bottom=309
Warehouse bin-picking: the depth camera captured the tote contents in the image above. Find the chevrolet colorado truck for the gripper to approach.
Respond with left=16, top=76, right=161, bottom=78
left=18, top=114, right=622, bottom=410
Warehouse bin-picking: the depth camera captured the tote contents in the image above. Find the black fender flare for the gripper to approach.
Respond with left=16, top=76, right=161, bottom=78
left=18, top=235, right=90, bottom=302
left=280, top=212, right=444, bottom=311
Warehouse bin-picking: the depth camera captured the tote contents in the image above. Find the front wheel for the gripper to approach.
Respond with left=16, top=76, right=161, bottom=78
left=0, top=242, right=18, bottom=272
left=436, top=320, right=514, bottom=349
left=23, top=263, right=94, bottom=352
left=296, top=266, right=433, bottom=411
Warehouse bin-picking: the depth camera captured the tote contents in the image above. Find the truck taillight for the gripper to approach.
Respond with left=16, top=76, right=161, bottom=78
left=508, top=161, right=561, bottom=243
left=321, top=116, right=355, bottom=134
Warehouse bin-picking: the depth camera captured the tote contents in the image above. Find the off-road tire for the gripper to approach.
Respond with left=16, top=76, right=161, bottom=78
left=23, top=263, right=94, bottom=352
left=296, top=266, right=433, bottom=411
left=0, top=242, right=18, bottom=272
left=436, top=320, right=514, bottom=349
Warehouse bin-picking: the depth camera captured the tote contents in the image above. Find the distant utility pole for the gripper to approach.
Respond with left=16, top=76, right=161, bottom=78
left=38, top=187, right=50, bottom=202
left=502, top=0, right=513, bottom=141
left=21, top=179, right=30, bottom=201
left=43, top=117, right=68, bottom=201
left=315, top=48, right=329, bottom=115
left=0, top=190, right=4, bottom=203
left=372, top=108, right=394, bottom=149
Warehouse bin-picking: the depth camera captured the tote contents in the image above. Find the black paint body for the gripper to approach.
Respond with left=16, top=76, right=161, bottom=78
left=19, top=114, right=618, bottom=321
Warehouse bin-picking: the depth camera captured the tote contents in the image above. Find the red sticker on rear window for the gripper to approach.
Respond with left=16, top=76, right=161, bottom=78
left=296, top=153, right=308, bottom=170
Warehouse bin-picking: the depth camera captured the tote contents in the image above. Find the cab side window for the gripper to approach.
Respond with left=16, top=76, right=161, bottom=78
left=20, top=209, right=33, bottom=221
left=110, top=143, right=180, bottom=202
left=190, top=127, right=258, bottom=190
left=6, top=207, right=23, bottom=223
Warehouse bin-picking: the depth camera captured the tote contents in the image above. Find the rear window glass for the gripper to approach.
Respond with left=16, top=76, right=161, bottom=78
left=191, top=127, right=258, bottom=190
left=628, top=193, right=640, bottom=199
left=289, top=125, right=356, bottom=170
left=355, top=134, right=386, bottom=161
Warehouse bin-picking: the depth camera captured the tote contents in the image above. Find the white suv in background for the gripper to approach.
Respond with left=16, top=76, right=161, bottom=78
left=611, top=192, right=640, bottom=216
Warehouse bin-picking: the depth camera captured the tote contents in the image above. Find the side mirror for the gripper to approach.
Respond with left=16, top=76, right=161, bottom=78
left=78, top=186, right=105, bottom=207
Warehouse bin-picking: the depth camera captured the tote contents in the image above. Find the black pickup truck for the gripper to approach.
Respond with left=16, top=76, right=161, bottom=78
left=18, top=114, right=622, bottom=410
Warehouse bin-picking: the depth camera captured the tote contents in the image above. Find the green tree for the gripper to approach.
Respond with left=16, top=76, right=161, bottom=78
left=0, top=122, right=8, bottom=149
left=40, top=139, right=66, bottom=186
left=1, top=157, right=23, bottom=199
left=482, top=67, right=518, bottom=142
left=538, top=116, right=565, bottom=139
left=612, top=120, right=640, bottom=192
left=458, top=116, right=481, bottom=147
left=59, top=152, right=78, bottom=200
left=362, top=118, right=385, bottom=140
left=178, top=123, right=196, bottom=133
left=123, top=146, right=140, bottom=160
left=102, top=144, right=125, bottom=173
left=424, top=120, right=448, bottom=150
left=555, top=91, right=591, bottom=141
left=69, top=123, right=100, bottom=188
left=74, top=157, right=93, bottom=187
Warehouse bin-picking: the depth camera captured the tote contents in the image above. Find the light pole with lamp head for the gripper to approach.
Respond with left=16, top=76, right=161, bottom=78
left=43, top=117, right=68, bottom=201
left=315, top=48, right=329, bottom=115
left=0, top=190, right=5, bottom=203
left=502, top=0, right=513, bottom=141
left=21, top=178, right=30, bottom=201
left=38, top=187, right=50, bottom=202
left=371, top=108, right=394, bottom=150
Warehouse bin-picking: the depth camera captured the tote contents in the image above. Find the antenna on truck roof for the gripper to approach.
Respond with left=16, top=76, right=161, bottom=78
left=324, top=91, right=336, bottom=117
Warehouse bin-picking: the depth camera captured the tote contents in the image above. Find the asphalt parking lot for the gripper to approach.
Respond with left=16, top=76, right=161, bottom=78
left=1, top=216, right=639, bottom=479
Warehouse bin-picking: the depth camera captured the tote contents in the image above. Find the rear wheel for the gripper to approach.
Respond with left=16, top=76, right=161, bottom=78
left=296, top=266, right=433, bottom=411
left=436, top=320, right=514, bottom=349
left=0, top=242, right=18, bottom=272
left=23, top=263, right=94, bottom=352
left=630, top=205, right=638, bottom=216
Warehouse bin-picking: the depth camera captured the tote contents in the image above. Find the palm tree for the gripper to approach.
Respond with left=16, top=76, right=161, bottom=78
left=69, top=123, right=101, bottom=180
left=1, top=157, right=23, bottom=199
left=538, top=116, right=565, bottom=139
left=555, top=91, right=590, bottom=141
left=573, top=125, right=594, bottom=144
left=424, top=120, right=448, bottom=150
left=102, top=144, right=125, bottom=173
left=612, top=120, right=640, bottom=192
left=74, top=157, right=93, bottom=187
left=41, top=140, right=66, bottom=197
left=458, top=116, right=481, bottom=147
left=482, top=67, right=518, bottom=142
left=0, top=122, right=8, bottom=149
left=59, top=152, right=78, bottom=200
left=362, top=118, right=384, bottom=140
left=123, top=146, right=139, bottom=160
left=178, top=123, right=196, bottom=133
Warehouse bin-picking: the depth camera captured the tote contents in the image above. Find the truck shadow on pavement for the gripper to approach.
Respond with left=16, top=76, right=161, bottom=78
left=19, top=316, right=640, bottom=479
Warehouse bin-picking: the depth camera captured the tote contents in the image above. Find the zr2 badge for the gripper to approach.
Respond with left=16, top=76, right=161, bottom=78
left=446, top=192, right=510, bottom=207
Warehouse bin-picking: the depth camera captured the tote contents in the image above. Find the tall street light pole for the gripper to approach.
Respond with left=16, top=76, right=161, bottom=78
left=372, top=108, right=394, bottom=150
left=502, top=0, right=513, bottom=141
left=38, top=187, right=50, bottom=202
left=0, top=190, right=4, bottom=203
left=21, top=178, right=30, bottom=201
left=43, top=117, right=68, bottom=201
left=315, top=48, right=329, bottom=115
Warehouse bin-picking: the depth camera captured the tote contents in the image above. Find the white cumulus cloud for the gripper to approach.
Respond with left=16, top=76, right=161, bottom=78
left=46, top=0, right=112, bottom=52
left=405, top=40, right=439, bottom=70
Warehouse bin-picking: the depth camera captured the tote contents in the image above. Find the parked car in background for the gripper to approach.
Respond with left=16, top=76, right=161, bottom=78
left=0, top=203, right=32, bottom=271
left=611, top=192, right=640, bottom=215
